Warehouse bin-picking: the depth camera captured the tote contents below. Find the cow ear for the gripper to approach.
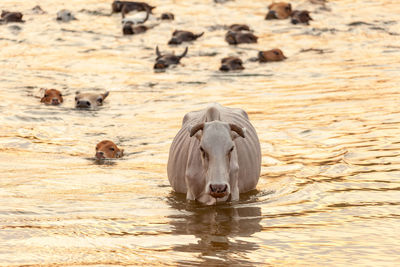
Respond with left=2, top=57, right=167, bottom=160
left=39, top=88, right=46, bottom=97
left=117, top=149, right=124, bottom=158
left=103, top=91, right=110, bottom=99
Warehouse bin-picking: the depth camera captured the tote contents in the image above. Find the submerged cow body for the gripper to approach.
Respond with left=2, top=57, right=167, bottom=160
left=167, top=103, right=261, bottom=205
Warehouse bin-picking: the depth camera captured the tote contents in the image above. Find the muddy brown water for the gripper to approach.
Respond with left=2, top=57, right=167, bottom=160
left=1, top=0, right=400, bottom=266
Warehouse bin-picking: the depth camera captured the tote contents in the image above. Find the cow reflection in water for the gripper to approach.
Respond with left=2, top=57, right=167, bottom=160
left=167, top=192, right=262, bottom=265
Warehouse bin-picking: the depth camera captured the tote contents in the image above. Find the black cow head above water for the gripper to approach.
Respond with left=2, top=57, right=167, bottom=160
left=153, top=46, right=188, bottom=70
left=112, top=1, right=155, bottom=15
left=219, top=56, right=245, bottom=72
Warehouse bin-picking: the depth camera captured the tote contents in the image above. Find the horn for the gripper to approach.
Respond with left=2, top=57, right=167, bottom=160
left=190, top=123, right=204, bottom=137
left=229, top=124, right=245, bottom=138
left=155, top=46, right=161, bottom=57
left=142, top=7, right=150, bottom=24
left=196, top=32, right=204, bottom=39
left=179, top=47, right=188, bottom=59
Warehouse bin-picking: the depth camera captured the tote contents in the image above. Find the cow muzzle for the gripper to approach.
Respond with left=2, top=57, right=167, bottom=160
left=209, top=184, right=228, bottom=198
left=265, top=10, right=278, bottom=20
left=76, top=100, right=91, bottom=108
left=95, top=151, right=105, bottom=160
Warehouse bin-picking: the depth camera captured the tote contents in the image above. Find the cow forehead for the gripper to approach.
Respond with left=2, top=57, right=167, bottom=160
left=201, top=122, right=233, bottom=148
left=46, top=89, right=60, bottom=94
left=98, top=141, right=118, bottom=149
left=76, top=93, right=102, bottom=101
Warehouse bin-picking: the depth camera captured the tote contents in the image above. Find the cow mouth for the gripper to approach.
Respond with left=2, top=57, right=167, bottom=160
left=154, top=63, right=167, bottom=69
left=210, top=192, right=228, bottom=198
left=266, top=10, right=278, bottom=20
left=95, top=153, right=106, bottom=160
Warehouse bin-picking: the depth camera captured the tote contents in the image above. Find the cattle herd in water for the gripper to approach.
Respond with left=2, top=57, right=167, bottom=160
left=2, top=0, right=327, bottom=204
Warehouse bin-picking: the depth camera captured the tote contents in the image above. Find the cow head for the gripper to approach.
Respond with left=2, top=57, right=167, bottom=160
left=154, top=46, right=188, bottom=70
left=75, top=91, right=109, bottom=109
left=40, top=89, right=63, bottom=105
left=219, top=56, right=245, bottom=72
left=190, top=121, right=245, bottom=201
left=266, top=2, right=292, bottom=20
left=95, top=140, right=124, bottom=159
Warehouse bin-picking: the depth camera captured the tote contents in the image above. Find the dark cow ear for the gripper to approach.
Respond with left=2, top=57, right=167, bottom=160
left=103, top=91, right=110, bottom=99
left=229, top=124, right=246, bottom=139
left=117, top=149, right=124, bottom=158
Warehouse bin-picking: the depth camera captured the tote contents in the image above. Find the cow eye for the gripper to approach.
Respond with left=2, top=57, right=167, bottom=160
left=109, top=147, right=115, bottom=151
left=75, top=97, right=78, bottom=101
left=97, top=98, right=103, bottom=103
left=59, top=93, right=62, bottom=97
left=200, top=146, right=204, bottom=152
left=44, top=94, right=49, bottom=97
left=229, top=146, right=234, bottom=153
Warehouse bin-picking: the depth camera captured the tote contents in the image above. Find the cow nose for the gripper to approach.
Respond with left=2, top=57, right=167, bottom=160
left=209, top=184, right=228, bottom=198
left=96, top=151, right=105, bottom=159
left=291, top=18, right=299, bottom=24
left=265, top=10, right=278, bottom=20
left=219, top=65, right=230, bottom=72
left=154, top=63, right=166, bottom=69
left=168, top=38, right=179, bottom=45
left=52, top=98, right=59, bottom=105
left=77, top=100, right=91, bottom=108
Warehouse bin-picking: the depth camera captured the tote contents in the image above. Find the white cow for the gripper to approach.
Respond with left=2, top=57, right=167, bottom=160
left=167, top=103, right=261, bottom=205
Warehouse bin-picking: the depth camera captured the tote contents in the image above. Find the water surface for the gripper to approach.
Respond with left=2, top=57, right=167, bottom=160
left=1, top=0, right=400, bottom=265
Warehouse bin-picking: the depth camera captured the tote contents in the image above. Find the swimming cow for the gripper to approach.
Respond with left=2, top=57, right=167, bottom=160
left=291, top=10, right=313, bottom=25
left=0, top=11, right=24, bottom=23
left=265, top=2, right=292, bottom=20
left=56, top=9, right=76, bottom=22
left=111, top=1, right=155, bottom=16
left=219, top=56, right=245, bottom=72
left=168, top=30, right=204, bottom=45
left=95, top=140, right=124, bottom=160
left=167, top=103, right=261, bottom=205
left=153, top=46, right=188, bottom=70
left=257, top=48, right=287, bottom=62
left=40, top=89, right=63, bottom=105
left=225, top=31, right=258, bottom=45
left=75, top=91, right=109, bottom=109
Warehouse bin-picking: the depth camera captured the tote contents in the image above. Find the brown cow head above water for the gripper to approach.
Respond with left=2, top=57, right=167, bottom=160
left=40, top=89, right=63, bottom=105
left=258, top=48, right=287, bottom=62
left=266, top=2, right=292, bottom=20
left=189, top=121, right=246, bottom=201
left=95, top=140, right=124, bottom=159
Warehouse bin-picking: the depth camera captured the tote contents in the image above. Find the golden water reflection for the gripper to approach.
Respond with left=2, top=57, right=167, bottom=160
left=1, top=0, right=400, bottom=265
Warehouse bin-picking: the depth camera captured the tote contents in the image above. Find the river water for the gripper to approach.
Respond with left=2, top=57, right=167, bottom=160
left=1, top=0, right=399, bottom=266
